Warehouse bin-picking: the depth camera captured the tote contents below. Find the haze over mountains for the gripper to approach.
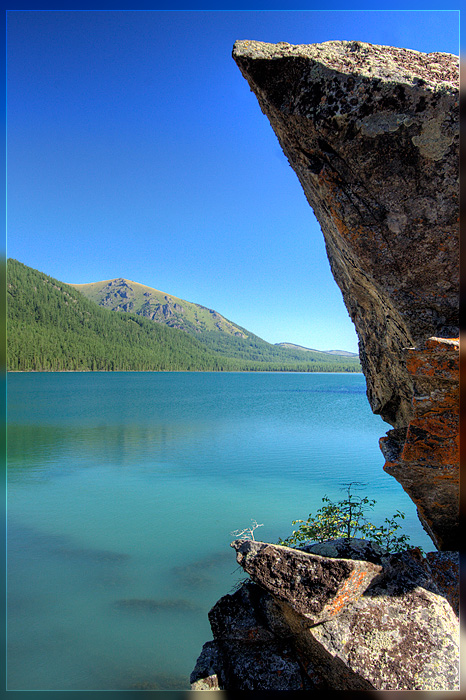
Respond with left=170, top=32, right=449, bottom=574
left=7, top=259, right=361, bottom=373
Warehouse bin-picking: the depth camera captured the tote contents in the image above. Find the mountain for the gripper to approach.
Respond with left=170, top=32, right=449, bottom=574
left=7, top=259, right=233, bottom=372
left=71, top=277, right=361, bottom=368
left=275, top=343, right=359, bottom=358
left=70, top=278, right=248, bottom=338
left=7, top=260, right=361, bottom=373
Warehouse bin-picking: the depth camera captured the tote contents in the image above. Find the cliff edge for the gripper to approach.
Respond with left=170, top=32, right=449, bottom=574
left=232, top=39, right=459, bottom=550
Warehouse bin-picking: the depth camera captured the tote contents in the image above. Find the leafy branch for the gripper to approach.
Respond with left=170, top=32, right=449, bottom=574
left=278, top=483, right=413, bottom=553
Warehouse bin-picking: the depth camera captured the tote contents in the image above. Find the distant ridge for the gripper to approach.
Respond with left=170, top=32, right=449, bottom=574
left=275, top=342, right=359, bottom=358
left=71, top=277, right=360, bottom=366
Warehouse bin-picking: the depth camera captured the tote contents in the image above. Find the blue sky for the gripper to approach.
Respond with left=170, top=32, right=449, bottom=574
left=6, top=10, right=459, bottom=352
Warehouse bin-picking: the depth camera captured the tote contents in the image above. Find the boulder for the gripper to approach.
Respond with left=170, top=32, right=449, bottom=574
left=191, top=539, right=459, bottom=690
left=190, top=641, right=221, bottom=691
left=190, top=582, right=313, bottom=690
left=301, top=536, right=387, bottom=564
left=231, top=539, right=382, bottom=624
left=289, top=579, right=459, bottom=690
left=425, top=550, right=459, bottom=616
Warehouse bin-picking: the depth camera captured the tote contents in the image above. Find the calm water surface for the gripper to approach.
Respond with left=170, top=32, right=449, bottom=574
left=7, top=372, right=432, bottom=690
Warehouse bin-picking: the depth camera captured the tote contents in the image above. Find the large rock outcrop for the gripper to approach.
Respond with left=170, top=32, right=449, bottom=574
left=191, top=540, right=459, bottom=691
left=232, top=40, right=459, bottom=550
left=190, top=40, right=460, bottom=692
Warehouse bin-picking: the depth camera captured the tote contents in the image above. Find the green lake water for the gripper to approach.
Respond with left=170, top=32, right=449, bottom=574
left=7, top=371, right=432, bottom=690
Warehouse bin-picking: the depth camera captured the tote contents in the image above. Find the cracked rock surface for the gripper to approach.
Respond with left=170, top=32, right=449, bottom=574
left=231, top=539, right=382, bottom=624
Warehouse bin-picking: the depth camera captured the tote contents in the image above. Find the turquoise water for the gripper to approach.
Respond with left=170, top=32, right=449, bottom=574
left=7, top=372, right=432, bottom=690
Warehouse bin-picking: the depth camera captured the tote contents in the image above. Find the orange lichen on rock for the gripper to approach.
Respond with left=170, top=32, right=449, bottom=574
left=231, top=539, right=382, bottom=625
left=328, top=570, right=370, bottom=616
left=402, top=338, right=458, bottom=467
left=382, top=337, right=459, bottom=550
left=405, top=337, right=459, bottom=380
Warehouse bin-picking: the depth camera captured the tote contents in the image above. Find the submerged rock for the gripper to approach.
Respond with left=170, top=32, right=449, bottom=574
left=56, top=546, right=131, bottom=563
left=171, top=550, right=232, bottom=589
left=113, top=598, right=201, bottom=613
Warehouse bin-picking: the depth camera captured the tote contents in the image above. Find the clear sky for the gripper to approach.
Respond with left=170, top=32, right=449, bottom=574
left=6, top=10, right=459, bottom=353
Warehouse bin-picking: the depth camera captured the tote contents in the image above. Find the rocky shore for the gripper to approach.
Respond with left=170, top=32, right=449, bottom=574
left=191, top=539, right=459, bottom=690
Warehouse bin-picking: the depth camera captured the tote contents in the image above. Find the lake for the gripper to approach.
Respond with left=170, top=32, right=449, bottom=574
left=7, top=371, right=432, bottom=690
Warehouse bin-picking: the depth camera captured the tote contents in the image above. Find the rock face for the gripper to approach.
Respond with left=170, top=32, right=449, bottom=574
left=232, top=40, right=459, bottom=549
left=191, top=540, right=459, bottom=691
left=381, top=336, right=459, bottom=550
left=191, top=41, right=459, bottom=692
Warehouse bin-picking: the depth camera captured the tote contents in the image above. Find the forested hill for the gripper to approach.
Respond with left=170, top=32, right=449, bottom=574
left=7, top=260, right=361, bottom=372
left=7, top=259, right=232, bottom=372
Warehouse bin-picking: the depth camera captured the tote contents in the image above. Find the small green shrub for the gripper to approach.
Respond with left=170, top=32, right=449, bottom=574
left=278, top=483, right=413, bottom=553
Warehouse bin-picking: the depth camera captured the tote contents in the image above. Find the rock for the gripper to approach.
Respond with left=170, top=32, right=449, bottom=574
left=290, top=580, right=459, bottom=690
left=425, top=550, right=459, bottom=615
left=382, top=337, right=459, bottom=550
left=190, top=583, right=314, bottom=690
left=301, top=537, right=387, bottom=564
left=208, top=579, right=277, bottom=642
left=191, top=38, right=461, bottom=691
left=208, top=639, right=312, bottom=690
left=232, top=40, right=458, bottom=428
left=190, top=641, right=221, bottom=690
left=232, top=39, right=459, bottom=549
left=193, top=539, right=459, bottom=690
left=231, top=539, right=382, bottom=624
left=295, top=546, right=459, bottom=690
